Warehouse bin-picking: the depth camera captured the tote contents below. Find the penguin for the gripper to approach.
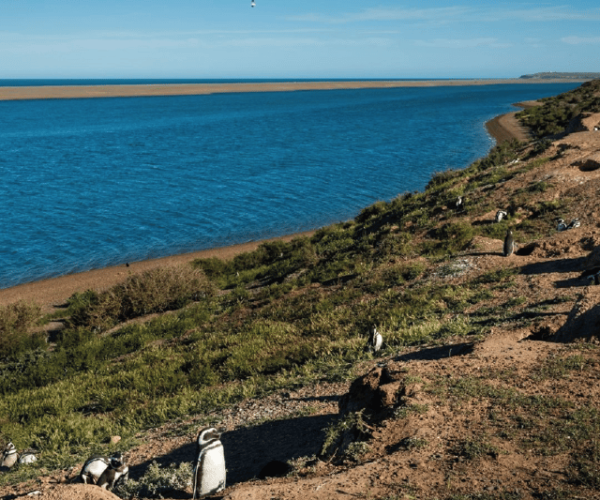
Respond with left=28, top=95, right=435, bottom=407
left=567, top=218, right=581, bottom=230
left=503, top=230, right=515, bottom=257
left=192, top=427, right=226, bottom=499
left=455, top=196, right=464, bottom=211
left=97, top=453, right=129, bottom=491
left=368, top=325, right=383, bottom=353
left=495, top=210, right=508, bottom=223
left=18, top=450, right=37, bottom=465
left=556, top=218, right=567, bottom=231
left=80, top=455, right=110, bottom=484
left=1, top=442, right=18, bottom=469
left=580, top=267, right=600, bottom=284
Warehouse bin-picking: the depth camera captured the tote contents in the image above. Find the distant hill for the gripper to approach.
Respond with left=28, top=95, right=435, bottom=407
left=520, top=71, right=600, bottom=79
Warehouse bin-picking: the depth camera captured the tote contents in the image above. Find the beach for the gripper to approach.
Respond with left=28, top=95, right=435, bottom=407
left=0, top=79, right=586, bottom=102
left=0, top=103, right=526, bottom=311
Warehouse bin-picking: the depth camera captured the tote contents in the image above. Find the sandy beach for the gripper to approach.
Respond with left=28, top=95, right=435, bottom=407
left=0, top=97, right=533, bottom=310
left=0, top=79, right=586, bottom=102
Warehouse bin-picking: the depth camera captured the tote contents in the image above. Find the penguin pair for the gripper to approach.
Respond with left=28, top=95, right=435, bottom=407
left=193, top=427, right=226, bottom=499
left=80, top=452, right=128, bottom=490
left=368, top=326, right=383, bottom=353
left=1, top=442, right=37, bottom=469
left=556, top=218, right=581, bottom=231
left=495, top=210, right=508, bottom=223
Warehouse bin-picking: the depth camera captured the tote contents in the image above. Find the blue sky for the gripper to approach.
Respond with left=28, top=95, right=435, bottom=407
left=1, top=0, right=599, bottom=79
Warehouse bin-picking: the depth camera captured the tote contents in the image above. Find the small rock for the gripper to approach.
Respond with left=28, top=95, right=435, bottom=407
left=110, top=435, right=122, bottom=445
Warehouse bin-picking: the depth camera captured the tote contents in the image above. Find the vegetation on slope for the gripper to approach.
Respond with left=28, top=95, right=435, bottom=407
left=0, top=81, right=599, bottom=494
left=516, top=79, right=600, bottom=137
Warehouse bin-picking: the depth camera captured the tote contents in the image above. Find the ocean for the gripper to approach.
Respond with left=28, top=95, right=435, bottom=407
left=0, top=82, right=580, bottom=289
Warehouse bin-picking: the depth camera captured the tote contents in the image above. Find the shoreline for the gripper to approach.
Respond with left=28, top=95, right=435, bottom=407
left=0, top=231, right=314, bottom=312
left=0, top=78, right=587, bottom=102
left=0, top=102, right=533, bottom=310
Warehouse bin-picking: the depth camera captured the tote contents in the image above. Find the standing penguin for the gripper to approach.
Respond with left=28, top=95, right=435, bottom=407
left=495, top=210, right=507, bottom=223
left=1, top=442, right=18, bottom=469
left=455, top=196, right=464, bottom=212
left=192, top=427, right=226, bottom=499
left=368, top=326, right=383, bottom=353
left=97, top=453, right=129, bottom=491
left=503, top=230, right=515, bottom=257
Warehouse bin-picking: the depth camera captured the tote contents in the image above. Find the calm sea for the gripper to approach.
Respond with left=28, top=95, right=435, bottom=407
left=0, top=82, right=579, bottom=289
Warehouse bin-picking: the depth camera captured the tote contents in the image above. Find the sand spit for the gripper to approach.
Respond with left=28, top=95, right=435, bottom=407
left=0, top=78, right=588, bottom=102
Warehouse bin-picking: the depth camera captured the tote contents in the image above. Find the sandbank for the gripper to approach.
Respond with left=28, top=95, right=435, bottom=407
left=0, top=79, right=587, bottom=102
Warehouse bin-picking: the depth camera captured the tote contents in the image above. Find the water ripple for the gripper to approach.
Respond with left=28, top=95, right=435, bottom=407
left=0, top=83, right=580, bottom=289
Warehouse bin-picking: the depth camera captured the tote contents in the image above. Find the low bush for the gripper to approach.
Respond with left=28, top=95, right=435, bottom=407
left=114, top=460, right=192, bottom=499
left=0, top=301, right=44, bottom=359
left=69, top=266, right=214, bottom=331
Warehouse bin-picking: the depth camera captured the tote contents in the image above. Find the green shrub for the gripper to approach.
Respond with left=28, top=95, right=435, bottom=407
left=0, top=301, right=44, bottom=359
left=69, top=266, right=214, bottom=331
left=114, top=460, right=192, bottom=499
left=432, top=222, right=475, bottom=254
left=426, top=168, right=463, bottom=191
left=356, top=201, right=389, bottom=224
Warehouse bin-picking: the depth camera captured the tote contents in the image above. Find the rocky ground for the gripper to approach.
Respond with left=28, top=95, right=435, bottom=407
left=2, top=112, right=600, bottom=500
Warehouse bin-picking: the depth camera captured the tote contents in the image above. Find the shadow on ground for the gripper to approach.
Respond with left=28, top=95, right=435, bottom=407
left=519, top=256, right=586, bottom=276
left=128, top=414, right=335, bottom=487
left=395, top=342, right=473, bottom=362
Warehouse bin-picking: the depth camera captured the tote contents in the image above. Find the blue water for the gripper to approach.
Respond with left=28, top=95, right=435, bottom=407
left=0, top=83, right=579, bottom=289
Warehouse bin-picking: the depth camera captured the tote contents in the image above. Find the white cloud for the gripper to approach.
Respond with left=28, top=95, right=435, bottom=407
left=561, top=36, right=600, bottom=45
left=414, top=38, right=511, bottom=49
left=288, top=5, right=600, bottom=24
left=287, top=7, right=467, bottom=24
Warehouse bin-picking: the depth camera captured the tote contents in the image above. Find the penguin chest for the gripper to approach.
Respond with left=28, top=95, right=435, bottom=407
left=1, top=452, right=18, bottom=468
left=374, top=334, right=383, bottom=351
left=196, top=441, right=226, bottom=496
left=82, top=459, right=109, bottom=483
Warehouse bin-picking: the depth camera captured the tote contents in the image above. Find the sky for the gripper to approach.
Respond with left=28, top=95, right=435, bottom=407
left=1, top=0, right=599, bottom=79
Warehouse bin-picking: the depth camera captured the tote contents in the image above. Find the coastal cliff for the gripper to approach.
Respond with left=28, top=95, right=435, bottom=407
left=2, top=81, right=600, bottom=500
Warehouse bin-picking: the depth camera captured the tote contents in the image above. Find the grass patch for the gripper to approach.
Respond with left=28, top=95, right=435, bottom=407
left=69, top=266, right=215, bottom=332
left=0, top=301, right=44, bottom=360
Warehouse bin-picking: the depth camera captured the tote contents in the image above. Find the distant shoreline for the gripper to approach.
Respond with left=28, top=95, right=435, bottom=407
left=0, top=78, right=589, bottom=102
